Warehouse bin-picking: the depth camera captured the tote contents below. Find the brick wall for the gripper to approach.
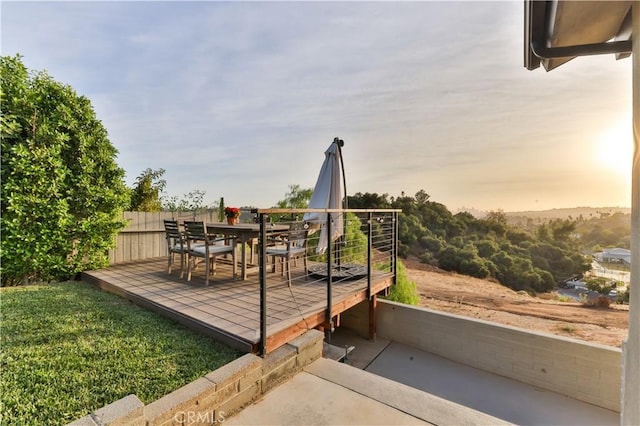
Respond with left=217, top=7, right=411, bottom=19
left=68, top=330, right=323, bottom=426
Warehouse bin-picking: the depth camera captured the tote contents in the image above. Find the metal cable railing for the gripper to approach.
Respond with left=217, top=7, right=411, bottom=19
left=253, top=208, right=400, bottom=355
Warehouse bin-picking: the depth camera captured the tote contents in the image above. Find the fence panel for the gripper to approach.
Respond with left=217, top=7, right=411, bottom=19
left=109, top=211, right=219, bottom=264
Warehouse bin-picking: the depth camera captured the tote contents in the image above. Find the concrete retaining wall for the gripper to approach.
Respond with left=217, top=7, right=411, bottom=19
left=347, top=300, right=622, bottom=412
left=68, top=329, right=323, bottom=426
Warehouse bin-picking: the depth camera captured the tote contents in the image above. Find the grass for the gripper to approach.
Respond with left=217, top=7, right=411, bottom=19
left=0, top=281, right=240, bottom=426
left=544, top=292, right=574, bottom=303
left=559, top=325, right=576, bottom=334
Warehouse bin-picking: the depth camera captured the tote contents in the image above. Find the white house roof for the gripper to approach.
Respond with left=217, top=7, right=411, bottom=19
left=603, top=248, right=631, bottom=256
left=597, top=248, right=632, bottom=264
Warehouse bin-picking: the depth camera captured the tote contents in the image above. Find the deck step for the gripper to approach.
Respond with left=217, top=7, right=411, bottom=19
left=322, top=342, right=355, bottom=362
left=305, top=358, right=512, bottom=425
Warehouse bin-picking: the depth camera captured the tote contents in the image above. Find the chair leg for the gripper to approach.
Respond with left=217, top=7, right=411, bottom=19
left=204, top=256, right=210, bottom=286
left=179, top=253, right=186, bottom=279
left=286, top=257, right=292, bottom=288
left=187, top=256, right=193, bottom=281
left=168, top=252, right=173, bottom=275
left=303, top=256, right=308, bottom=280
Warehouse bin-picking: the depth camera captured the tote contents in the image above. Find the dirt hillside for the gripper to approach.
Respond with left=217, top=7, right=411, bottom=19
left=403, top=259, right=629, bottom=347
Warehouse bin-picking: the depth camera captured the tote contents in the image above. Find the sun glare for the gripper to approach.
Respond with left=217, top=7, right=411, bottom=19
left=596, top=120, right=633, bottom=177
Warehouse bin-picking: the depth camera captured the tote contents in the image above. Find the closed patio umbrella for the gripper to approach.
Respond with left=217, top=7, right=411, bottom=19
left=303, top=138, right=345, bottom=254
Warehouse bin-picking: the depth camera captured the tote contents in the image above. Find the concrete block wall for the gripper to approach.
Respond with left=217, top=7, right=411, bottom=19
left=68, top=330, right=323, bottom=426
left=368, top=300, right=621, bottom=412
left=340, top=298, right=370, bottom=338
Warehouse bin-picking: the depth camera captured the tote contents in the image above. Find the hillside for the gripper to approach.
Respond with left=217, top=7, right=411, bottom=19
left=504, top=206, right=631, bottom=223
left=403, top=259, right=628, bottom=348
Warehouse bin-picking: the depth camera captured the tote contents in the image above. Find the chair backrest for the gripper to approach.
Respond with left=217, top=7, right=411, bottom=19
left=183, top=221, right=209, bottom=247
left=288, top=223, right=308, bottom=250
left=164, top=220, right=183, bottom=247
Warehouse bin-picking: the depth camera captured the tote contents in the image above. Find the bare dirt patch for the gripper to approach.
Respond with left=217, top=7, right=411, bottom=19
left=403, top=259, right=629, bottom=347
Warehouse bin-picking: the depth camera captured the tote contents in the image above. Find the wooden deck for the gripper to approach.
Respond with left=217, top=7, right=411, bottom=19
left=83, top=257, right=393, bottom=354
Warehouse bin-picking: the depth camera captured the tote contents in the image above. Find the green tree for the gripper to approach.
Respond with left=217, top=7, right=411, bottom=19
left=438, top=244, right=490, bottom=279
left=585, top=277, right=617, bottom=295
left=575, top=212, right=631, bottom=250
left=340, top=212, right=368, bottom=264
left=273, top=184, right=313, bottom=222
left=276, top=184, right=313, bottom=208
left=162, top=189, right=209, bottom=217
left=1, top=55, right=129, bottom=285
left=130, top=168, right=166, bottom=211
left=347, top=192, right=391, bottom=209
left=474, top=239, right=500, bottom=258
left=482, top=210, right=508, bottom=238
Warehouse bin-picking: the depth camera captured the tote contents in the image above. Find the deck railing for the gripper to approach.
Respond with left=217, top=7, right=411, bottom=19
left=253, top=208, right=401, bottom=355
left=108, top=208, right=401, bottom=355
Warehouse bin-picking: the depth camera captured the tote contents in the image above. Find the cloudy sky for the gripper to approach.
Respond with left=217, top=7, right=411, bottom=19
left=2, top=1, right=633, bottom=212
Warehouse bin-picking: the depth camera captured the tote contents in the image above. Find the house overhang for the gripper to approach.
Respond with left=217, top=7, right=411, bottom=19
left=524, top=0, right=633, bottom=71
left=524, top=2, right=638, bottom=425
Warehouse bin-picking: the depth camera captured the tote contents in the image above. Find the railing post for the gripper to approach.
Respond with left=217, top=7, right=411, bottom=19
left=259, top=212, right=268, bottom=356
left=326, top=212, right=333, bottom=331
left=392, top=212, right=398, bottom=286
left=367, top=212, right=372, bottom=298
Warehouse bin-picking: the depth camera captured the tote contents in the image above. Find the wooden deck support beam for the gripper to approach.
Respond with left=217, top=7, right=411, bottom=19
left=369, top=294, right=377, bottom=341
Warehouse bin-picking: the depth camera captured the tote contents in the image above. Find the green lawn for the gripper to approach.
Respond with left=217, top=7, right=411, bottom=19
left=0, top=281, right=240, bottom=425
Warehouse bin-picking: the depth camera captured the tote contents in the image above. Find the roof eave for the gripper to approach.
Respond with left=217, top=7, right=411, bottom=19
left=524, top=0, right=633, bottom=72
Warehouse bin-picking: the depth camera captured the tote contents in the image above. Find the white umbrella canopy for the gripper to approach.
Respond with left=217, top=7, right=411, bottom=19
left=303, top=140, right=344, bottom=254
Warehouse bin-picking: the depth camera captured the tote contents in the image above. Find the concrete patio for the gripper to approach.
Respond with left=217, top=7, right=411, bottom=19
left=229, top=327, right=619, bottom=425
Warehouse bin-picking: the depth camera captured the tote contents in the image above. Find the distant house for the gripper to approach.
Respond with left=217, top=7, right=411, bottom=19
left=596, top=248, right=631, bottom=266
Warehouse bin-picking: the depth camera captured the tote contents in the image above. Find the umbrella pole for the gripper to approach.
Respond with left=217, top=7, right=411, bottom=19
left=335, top=138, right=347, bottom=269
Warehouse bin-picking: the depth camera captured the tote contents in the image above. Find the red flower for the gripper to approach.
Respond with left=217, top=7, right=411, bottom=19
left=224, top=207, right=240, bottom=218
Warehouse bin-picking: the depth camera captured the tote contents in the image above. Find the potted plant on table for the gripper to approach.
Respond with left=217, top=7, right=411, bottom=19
left=224, top=207, right=240, bottom=225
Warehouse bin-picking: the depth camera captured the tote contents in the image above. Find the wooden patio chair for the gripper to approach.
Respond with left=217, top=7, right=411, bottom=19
left=183, top=221, right=236, bottom=286
left=164, top=219, right=188, bottom=278
left=266, top=223, right=308, bottom=287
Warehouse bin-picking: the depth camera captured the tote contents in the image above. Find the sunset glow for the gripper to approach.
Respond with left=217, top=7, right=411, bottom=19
left=596, top=118, right=633, bottom=179
left=2, top=2, right=633, bottom=212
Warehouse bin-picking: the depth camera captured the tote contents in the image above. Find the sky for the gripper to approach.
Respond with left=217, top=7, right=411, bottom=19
left=1, top=1, right=633, bottom=213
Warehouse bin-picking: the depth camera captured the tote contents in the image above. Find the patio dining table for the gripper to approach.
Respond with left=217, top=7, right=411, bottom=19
left=207, top=222, right=289, bottom=280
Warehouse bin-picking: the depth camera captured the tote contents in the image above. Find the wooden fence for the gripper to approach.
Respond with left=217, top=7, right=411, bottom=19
left=109, top=211, right=218, bottom=264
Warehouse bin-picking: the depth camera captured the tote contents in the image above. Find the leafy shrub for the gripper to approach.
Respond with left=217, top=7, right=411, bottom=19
left=419, top=235, right=445, bottom=253
left=474, top=239, right=500, bottom=258
left=419, top=251, right=437, bottom=266
left=1, top=55, right=129, bottom=285
left=385, top=260, right=419, bottom=305
left=349, top=190, right=591, bottom=293
left=307, top=213, right=367, bottom=264
left=617, top=287, right=630, bottom=304
left=585, top=277, right=616, bottom=295
left=459, top=256, right=491, bottom=279
left=438, top=244, right=490, bottom=279
left=582, top=294, right=612, bottom=308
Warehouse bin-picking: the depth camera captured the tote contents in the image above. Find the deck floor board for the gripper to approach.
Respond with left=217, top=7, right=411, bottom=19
left=83, top=257, right=393, bottom=353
